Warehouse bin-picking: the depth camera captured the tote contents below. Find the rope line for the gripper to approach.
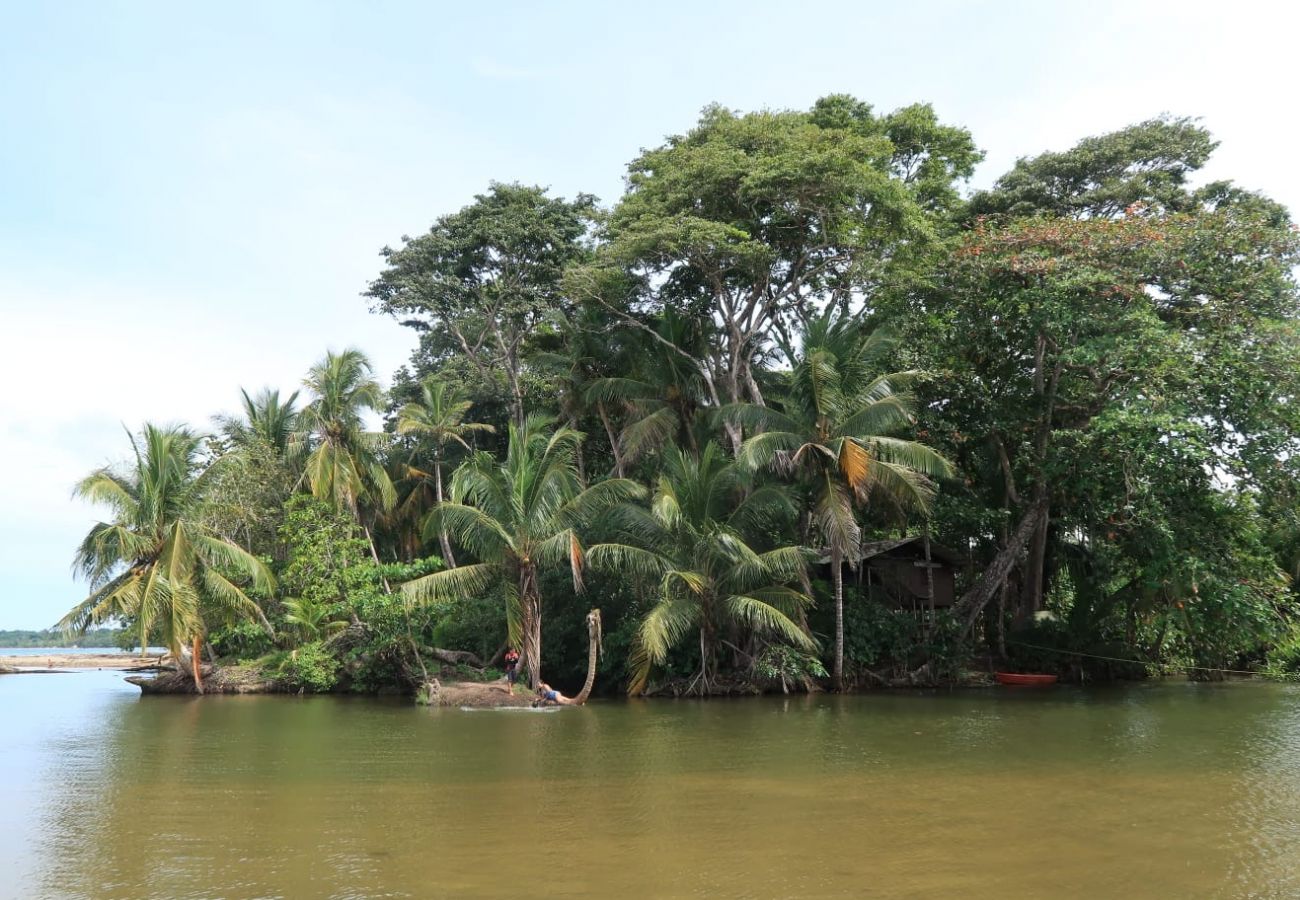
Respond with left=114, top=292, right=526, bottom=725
left=1004, top=639, right=1290, bottom=680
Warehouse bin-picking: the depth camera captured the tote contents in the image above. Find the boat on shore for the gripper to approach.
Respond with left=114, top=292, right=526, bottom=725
left=995, top=672, right=1058, bottom=686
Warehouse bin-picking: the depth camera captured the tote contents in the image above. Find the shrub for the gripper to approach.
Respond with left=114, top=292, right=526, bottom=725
left=275, top=641, right=341, bottom=693
left=754, top=645, right=827, bottom=693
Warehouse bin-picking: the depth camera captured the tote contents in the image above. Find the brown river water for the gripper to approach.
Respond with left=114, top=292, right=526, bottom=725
left=3, top=667, right=1299, bottom=898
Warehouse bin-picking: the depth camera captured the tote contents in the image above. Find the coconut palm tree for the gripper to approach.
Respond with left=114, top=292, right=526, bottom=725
left=726, top=312, right=953, bottom=690
left=297, top=349, right=396, bottom=567
left=281, top=596, right=348, bottom=642
left=587, top=443, right=814, bottom=695
left=401, top=415, right=645, bottom=688
left=221, top=387, right=300, bottom=457
left=585, top=309, right=709, bottom=465
left=59, top=424, right=273, bottom=693
left=394, top=377, right=494, bottom=567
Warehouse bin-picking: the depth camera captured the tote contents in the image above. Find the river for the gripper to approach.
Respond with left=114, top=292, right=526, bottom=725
left=3, top=668, right=1299, bottom=899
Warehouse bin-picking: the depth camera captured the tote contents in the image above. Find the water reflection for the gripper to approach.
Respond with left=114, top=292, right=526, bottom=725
left=6, top=676, right=1300, bottom=898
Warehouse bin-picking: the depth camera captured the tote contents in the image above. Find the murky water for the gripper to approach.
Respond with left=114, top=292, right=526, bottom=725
left=3, top=669, right=1300, bottom=899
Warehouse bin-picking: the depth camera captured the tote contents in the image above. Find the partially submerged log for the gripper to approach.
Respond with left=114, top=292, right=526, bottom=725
left=0, top=665, right=16, bottom=675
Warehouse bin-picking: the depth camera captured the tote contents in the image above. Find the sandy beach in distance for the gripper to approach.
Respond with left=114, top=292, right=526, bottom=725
left=0, top=653, right=164, bottom=671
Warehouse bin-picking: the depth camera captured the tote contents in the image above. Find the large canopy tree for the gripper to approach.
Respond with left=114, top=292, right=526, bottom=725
left=905, top=207, right=1299, bottom=652
left=60, top=424, right=273, bottom=692
left=726, top=312, right=952, bottom=689
left=572, top=95, right=979, bottom=448
left=366, top=183, right=597, bottom=431
left=588, top=443, right=814, bottom=695
left=401, top=416, right=644, bottom=688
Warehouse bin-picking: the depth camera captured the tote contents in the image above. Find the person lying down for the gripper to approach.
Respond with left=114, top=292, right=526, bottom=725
left=533, top=682, right=577, bottom=706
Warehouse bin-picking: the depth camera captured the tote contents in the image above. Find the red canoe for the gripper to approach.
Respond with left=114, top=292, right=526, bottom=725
left=995, top=672, right=1058, bottom=686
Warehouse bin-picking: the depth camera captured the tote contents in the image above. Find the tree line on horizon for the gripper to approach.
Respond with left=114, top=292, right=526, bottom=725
left=59, top=95, right=1300, bottom=695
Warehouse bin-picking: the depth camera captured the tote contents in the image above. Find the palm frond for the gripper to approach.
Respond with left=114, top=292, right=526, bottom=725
left=401, top=562, right=498, bottom=608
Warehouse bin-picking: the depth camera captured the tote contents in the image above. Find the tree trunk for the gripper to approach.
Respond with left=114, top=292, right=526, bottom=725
left=958, top=493, right=1050, bottom=641
left=363, top=525, right=393, bottom=594
left=832, top=545, right=845, bottom=692
left=519, top=565, right=542, bottom=690
left=434, top=461, right=456, bottom=569
left=191, top=635, right=204, bottom=695
left=597, top=403, right=625, bottom=478
left=1021, top=499, right=1050, bottom=623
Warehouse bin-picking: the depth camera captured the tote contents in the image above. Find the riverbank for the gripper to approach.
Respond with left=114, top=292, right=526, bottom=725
left=0, top=652, right=163, bottom=671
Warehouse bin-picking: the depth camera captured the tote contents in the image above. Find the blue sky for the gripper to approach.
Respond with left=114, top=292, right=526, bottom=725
left=1, top=0, right=1296, bottom=629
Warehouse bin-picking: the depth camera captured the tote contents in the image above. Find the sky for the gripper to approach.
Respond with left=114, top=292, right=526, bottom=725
left=1, top=0, right=1297, bottom=629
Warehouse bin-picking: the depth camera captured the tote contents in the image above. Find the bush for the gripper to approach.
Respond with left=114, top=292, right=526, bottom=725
left=754, top=645, right=827, bottom=692
left=840, top=600, right=970, bottom=683
left=275, top=641, right=341, bottom=693
left=210, top=620, right=276, bottom=660
left=1264, top=625, right=1300, bottom=679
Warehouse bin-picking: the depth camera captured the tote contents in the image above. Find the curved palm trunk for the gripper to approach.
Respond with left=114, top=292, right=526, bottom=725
left=831, top=546, right=845, bottom=692
left=571, top=609, right=602, bottom=705
left=433, top=460, right=456, bottom=568
left=191, top=635, right=204, bottom=694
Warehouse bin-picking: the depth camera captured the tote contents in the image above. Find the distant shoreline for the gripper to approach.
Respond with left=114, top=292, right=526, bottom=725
left=0, top=652, right=164, bottom=671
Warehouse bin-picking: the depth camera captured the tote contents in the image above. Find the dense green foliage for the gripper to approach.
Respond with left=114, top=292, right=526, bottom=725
left=61, top=98, right=1300, bottom=695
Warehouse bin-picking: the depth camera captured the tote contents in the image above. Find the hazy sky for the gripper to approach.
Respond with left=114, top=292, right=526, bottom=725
left=2, top=0, right=1296, bottom=629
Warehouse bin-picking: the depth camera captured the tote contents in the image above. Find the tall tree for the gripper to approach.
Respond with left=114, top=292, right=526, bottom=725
left=588, top=443, right=814, bottom=695
left=297, top=349, right=396, bottom=569
left=574, top=96, right=978, bottom=446
left=366, top=183, right=597, bottom=431
left=726, top=312, right=952, bottom=689
left=401, top=416, right=644, bottom=688
left=968, top=116, right=1218, bottom=219
left=60, top=424, right=273, bottom=693
left=394, top=377, right=494, bottom=567
left=907, top=206, right=1299, bottom=640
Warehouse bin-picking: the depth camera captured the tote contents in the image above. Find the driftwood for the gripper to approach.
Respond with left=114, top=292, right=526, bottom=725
left=426, top=648, right=486, bottom=669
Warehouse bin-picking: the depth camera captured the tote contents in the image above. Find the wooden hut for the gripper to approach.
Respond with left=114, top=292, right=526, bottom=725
left=825, top=536, right=964, bottom=610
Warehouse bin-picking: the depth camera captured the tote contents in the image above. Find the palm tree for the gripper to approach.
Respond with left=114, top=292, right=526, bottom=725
left=401, top=416, right=645, bottom=688
left=59, top=424, right=274, bottom=693
left=297, top=349, right=396, bottom=568
left=585, top=309, right=709, bottom=465
left=394, top=378, right=494, bottom=567
left=587, top=443, right=814, bottom=695
left=726, top=312, right=953, bottom=690
left=221, top=387, right=300, bottom=456
left=282, top=596, right=348, bottom=642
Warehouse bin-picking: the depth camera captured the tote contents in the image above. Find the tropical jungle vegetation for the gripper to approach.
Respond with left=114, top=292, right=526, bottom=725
left=60, top=97, right=1300, bottom=695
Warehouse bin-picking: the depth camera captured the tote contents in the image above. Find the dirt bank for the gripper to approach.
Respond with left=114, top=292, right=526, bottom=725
left=424, top=678, right=537, bottom=708
left=0, top=653, right=164, bottom=671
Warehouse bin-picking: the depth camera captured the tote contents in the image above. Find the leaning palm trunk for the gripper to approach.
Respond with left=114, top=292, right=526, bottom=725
left=362, top=525, right=393, bottom=594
